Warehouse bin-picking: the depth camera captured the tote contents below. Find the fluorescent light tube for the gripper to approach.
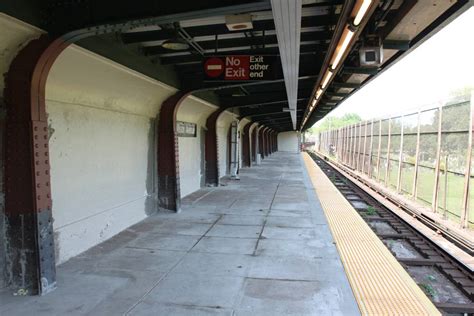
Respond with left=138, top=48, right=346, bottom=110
left=353, top=0, right=372, bottom=26
left=315, top=88, right=323, bottom=99
left=331, top=27, right=355, bottom=70
left=321, top=70, right=333, bottom=89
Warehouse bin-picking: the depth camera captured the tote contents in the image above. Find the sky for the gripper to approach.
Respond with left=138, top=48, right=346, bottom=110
left=312, top=6, right=474, bottom=127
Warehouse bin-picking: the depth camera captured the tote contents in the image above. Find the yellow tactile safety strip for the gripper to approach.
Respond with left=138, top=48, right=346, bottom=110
left=302, top=153, right=440, bottom=316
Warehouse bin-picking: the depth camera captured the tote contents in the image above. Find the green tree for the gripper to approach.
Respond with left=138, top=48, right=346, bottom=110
left=307, top=113, right=362, bottom=134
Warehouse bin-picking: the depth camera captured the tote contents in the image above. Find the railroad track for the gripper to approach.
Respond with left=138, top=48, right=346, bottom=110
left=307, top=151, right=474, bottom=315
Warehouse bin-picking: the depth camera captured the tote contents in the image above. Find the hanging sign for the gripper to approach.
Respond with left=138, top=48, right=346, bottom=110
left=176, top=121, right=196, bottom=137
left=203, top=55, right=278, bottom=81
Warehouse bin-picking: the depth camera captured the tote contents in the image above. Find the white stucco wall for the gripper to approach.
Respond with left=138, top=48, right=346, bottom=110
left=46, top=45, right=176, bottom=263
left=217, top=113, right=235, bottom=177
left=177, top=97, right=213, bottom=197
left=278, top=131, right=301, bottom=153
left=0, top=13, right=238, bottom=269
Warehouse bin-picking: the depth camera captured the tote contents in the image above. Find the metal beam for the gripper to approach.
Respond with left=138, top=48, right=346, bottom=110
left=122, top=15, right=336, bottom=44
left=383, top=40, right=410, bottom=51
left=159, top=44, right=326, bottom=65
left=45, top=1, right=273, bottom=34
left=221, top=94, right=311, bottom=108
left=241, top=106, right=305, bottom=119
left=143, top=30, right=330, bottom=55
left=325, top=92, right=349, bottom=98
left=341, top=67, right=379, bottom=75
left=332, top=82, right=360, bottom=89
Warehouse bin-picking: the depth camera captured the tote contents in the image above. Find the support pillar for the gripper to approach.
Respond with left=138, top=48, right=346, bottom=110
left=265, top=127, right=271, bottom=157
left=157, top=91, right=190, bottom=212
left=274, top=132, right=278, bottom=151
left=268, top=131, right=273, bottom=154
left=258, top=127, right=265, bottom=159
left=251, top=125, right=257, bottom=163
left=270, top=131, right=274, bottom=153
left=268, top=130, right=273, bottom=155
left=205, top=108, right=225, bottom=186
left=3, top=35, right=70, bottom=295
left=268, top=129, right=272, bottom=155
left=242, top=122, right=252, bottom=167
left=264, top=129, right=270, bottom=156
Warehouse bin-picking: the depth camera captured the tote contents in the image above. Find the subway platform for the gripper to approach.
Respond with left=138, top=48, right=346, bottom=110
left=0, top=152, right=359, bottom=315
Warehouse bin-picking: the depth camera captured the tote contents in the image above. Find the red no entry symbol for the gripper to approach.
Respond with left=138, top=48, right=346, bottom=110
left=204, top=57, right=224, bottom=77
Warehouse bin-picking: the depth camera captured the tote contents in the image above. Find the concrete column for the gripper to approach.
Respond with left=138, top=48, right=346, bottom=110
left=266, top=129, right=271, bottom=156
left=270, top=131, right=274, bottom=153
left=204, top=108, right=226, bottom=186
left=263, top=128, right=268, bottom=156
left=251, top=125, right=257, bottom=163
left=274, top=131, right=278, bottom=152
left=3, top=35, right=69, bottom=295
left=275, top=132, right=279, bottom=151
left=229, top=121, right=239, bottom=178
left=265, top=128, right=271, bottom=156
left=258, top=127, right=265, bottom=160
left=157, top=92, right=190, bottom=212
left=268, top=130, right=273, bottom=155
left=261, top=128, right=266, bottom=157
left=267, top=130, right=271, bottom=155
left=242, top=122, right=253, bottom=167
left=271, top=131, right=276, bottom=153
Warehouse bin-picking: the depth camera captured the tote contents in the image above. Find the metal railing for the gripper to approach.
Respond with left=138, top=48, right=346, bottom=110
left=315, top=95, right=473, bottom=229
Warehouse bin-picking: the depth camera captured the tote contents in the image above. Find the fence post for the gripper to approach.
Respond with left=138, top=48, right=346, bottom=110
left=337, top=128, right=341, bottom=161
left=353, top=124, right=356, bottom=168
left=443, top=155, right=449, bottom=219
left=397, top=116, right=405, bottom=193
left=377, top=119, right=382, bottom=181
left=368, top=119, right=374, bottom=177
left=341, top=127, right=346, bottom=163
left=357, top=122, right=362, bottom=171
left=344, top=126, right=348, bottom=164
left=319, top=132, right=321, bottom=152
left=347, top=125, right=354, bottom=167
left=323, top=131, right=326, bottom=153
left=385, top=117, right=392, bottom=186
left=362, top=121, right=368, bottom=175
left=326, top=130, right=329, bottom=154
left=432, top=104, right=443, bottom=212
left=460, top=94, right=473, bottom=228
left=412, top=110, right=422, bottom=199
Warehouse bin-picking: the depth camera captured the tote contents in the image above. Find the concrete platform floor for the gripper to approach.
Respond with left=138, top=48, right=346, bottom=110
left=0, top=152, right=359, bottom=315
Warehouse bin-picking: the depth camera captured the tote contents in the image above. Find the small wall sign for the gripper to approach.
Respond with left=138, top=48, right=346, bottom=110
left=176, top=121, right=196, bottom=137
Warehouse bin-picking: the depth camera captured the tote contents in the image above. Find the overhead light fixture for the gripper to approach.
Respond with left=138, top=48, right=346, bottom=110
left=353, top=0, right=372, bottom=26
left=315, top=88, right=323, bottom=99
left=330, top=27, right=355, bottom=70
left=302, top=0, right=372, bottom=130
left=225, top=14, right=253, bottom=31
left=321, top=70, right=333, bottom=89
left=162, top=38, right=190, bottom=50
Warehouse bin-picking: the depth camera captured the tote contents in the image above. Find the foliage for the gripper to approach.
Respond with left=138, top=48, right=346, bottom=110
left=419, top=283, right=436, bottom=299
left=366, top=205, right=377, bottom=216
left=308, top=113, right=362, bottom=134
